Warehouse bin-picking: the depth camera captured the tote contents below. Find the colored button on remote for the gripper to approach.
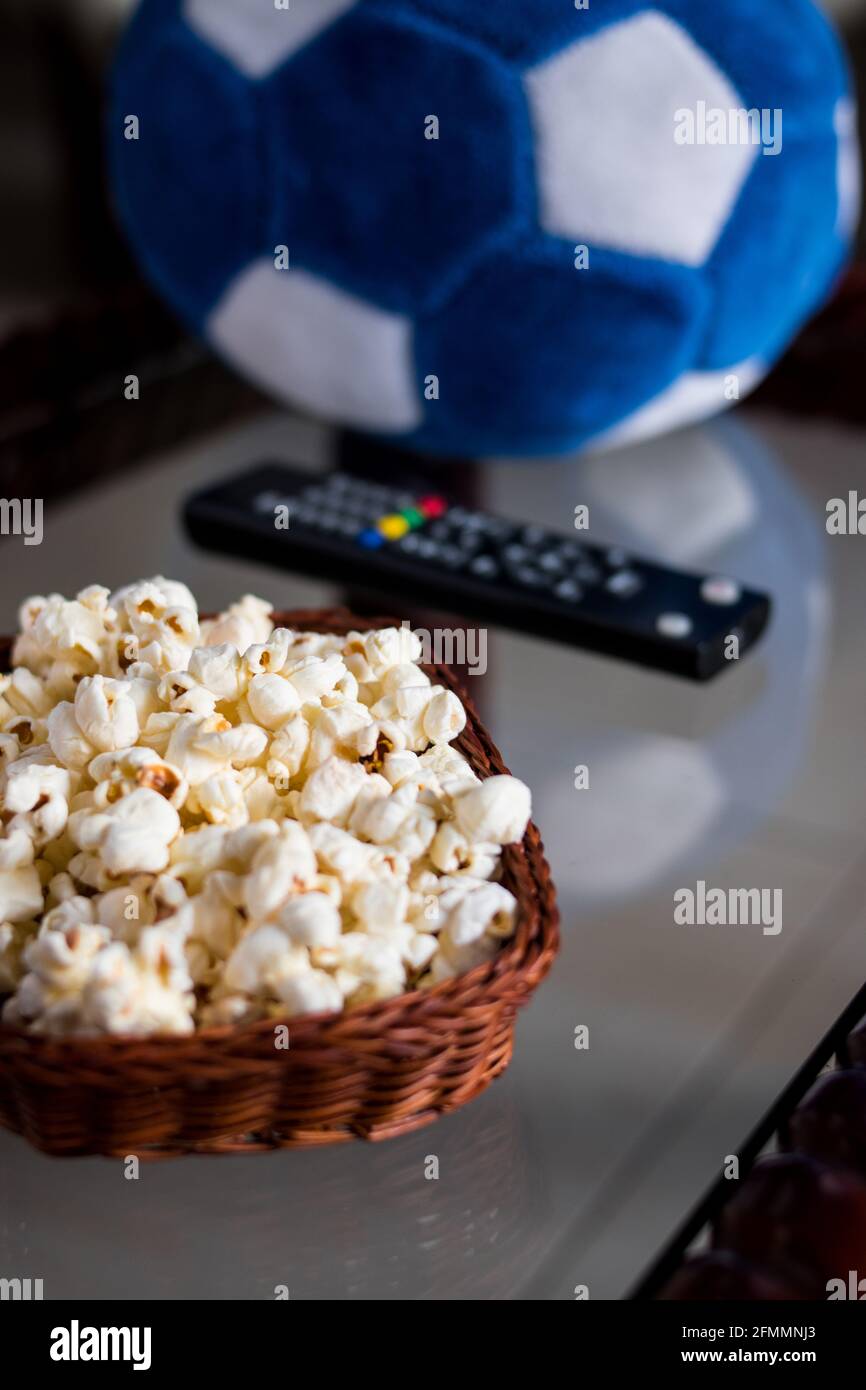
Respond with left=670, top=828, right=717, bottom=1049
left=378, top=514, right=410, bottom=540
left=357, top=528, right=385, bottom=549
left=419, top=496, right=447, bottom=519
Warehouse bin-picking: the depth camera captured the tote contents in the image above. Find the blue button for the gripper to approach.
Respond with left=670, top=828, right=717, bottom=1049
left=357, top=528, right=385, bottom=549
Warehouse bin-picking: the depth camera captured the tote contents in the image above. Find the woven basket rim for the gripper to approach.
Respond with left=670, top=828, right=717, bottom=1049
left=0, top=606, right=559, bottom=1068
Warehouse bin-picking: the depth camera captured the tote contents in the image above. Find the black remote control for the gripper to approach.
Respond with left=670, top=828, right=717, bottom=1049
left=184, top=464, right=771, bottom=682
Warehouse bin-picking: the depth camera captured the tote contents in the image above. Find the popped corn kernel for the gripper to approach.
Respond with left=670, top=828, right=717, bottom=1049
left=452, top=775, right=531, bottom=846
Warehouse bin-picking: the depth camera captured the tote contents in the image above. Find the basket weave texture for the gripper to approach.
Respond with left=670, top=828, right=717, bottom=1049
left=0, top=609, right=559, bottom=1156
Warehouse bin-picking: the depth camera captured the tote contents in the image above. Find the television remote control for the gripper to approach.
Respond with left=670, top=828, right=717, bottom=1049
left=184, top=464, right=771, bottom=681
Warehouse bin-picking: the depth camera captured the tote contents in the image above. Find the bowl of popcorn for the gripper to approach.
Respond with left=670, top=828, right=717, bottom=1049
left=0, top=579, right=558, bottom=1155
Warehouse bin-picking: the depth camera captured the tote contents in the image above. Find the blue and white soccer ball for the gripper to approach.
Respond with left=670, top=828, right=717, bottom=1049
left=111, top=0, right=858, bottom=457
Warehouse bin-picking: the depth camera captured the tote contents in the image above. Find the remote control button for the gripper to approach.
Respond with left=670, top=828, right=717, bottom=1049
left=436, top=545, right=464, bottom=569
left=701, top=576, right=742, bottom=606
left=427, top=520, right=452, bottom=540
left=521, top=524, right=547, bottom=547
left=253, top=490, right=282, bottom=513
left=401, top=506, right=425, bottom=529
left=399, top=534, right=420, bottom=553
left=417, top=538, right=438, bottom=559
left=345, top=503, right=375, bottom=522
left=419, top=495, right=447, bottom=519
left=657, top=612, right=692, bottom=639
left=538, top=551, right=564, bottom=573
left=606, top=547, right=630, bottom=568
left=575, top=561, right=602, bottom=586
left=349, top=481, right=384, bottom=503
left=378, top=514, right=410, bottom=540
left=515, top=565, right=546, bottom=588
left=357, top=528, right=385, bottom=550
left=605, top=569, right=643, bottom=598
left=470, top=555, right=499, bottom=579
left=457, top=530, right=482, bottom=553
left=554, top=579, right=584, bottom=602
left=556, top=541, right=584, bottom=562
left=504, top=543, right=529, bottom=565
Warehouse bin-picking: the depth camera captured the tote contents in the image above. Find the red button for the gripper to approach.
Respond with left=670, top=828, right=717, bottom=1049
left=419, top=495, right=447, bottom=519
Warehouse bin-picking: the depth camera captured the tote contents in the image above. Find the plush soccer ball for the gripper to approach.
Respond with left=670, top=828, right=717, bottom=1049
left=110, top=0, right=858, bottom=457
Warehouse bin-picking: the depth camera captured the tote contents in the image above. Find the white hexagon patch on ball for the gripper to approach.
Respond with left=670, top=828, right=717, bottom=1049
left=524, top=10, right=758, bottom=267
left=209, top=261, right=422, bottom=432
left=185, top=0, right=360, bottom=78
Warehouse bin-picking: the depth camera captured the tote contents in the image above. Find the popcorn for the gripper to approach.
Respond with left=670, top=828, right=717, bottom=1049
left=110, top=576, right=197, bottom=619
left=187, top=643, right=244, bottom=703
left=306, top=823, right=385, bottom=886
left=350, top=626, right=421, bottom=678
left=0, top=920, right=36, bottom=991
left=1, top=667, right=52, bottom=718
left=429, top=822, right=499, bottom=879
left=285, top=652, right=348, bottom=703
left=223, top=925, right=309, bottom=996
left=0, top=830, right=35, bottom=871
left=370, top=686, right=437, bottom=751
left=452, top=775, right=531, bottom=845
left=13, top=594, right=105, bottom=674
left=348, top=781, right=410, bottom=845
left=298, top=755, right=368, bottom=827
left=266, top=713, right=310, bottom=784
left=80, top=928, right=195, bottom=1036
left=2, top=921, right=112, bottom=1032
left=0, top=866, right=44, bottom=923
left=381, top=749, right=421, bottom=788
left=185, top=871, right=246, bottom=983
left=418, top=743, right=479, bottom=795
left=73, top=676, right=140, bottom=752
left=199, top=595, right=272, bottom=652
left=158, top=670, right=217, bottom=717
left=273, top=969, right=343, bottom=1017
left=47, top=701, right=98, bottom=770
left=241, top=629, right=292, bottom=677
left=423, top=689, right=466, bottom=745
left=350, top=880, right=409, bottom=931
left=163, top=713, right=267, bottom=786
left=68, top=787, right=181, bottom=875
left=328, top=931, right=406, bottom=1005
left=274, top=892, right=341, bottom=949
left=443, top=881, right=518, bottom=945
left=186, top=770, right=249, bottom=828
left=0, top=581, right=533, bottom=1035
left=3, top=760, right=71, bottom=845
left=89, top=747, right=187, bottom=810
left=246, top=672, right=301, bottom=729
left=197, top=993, right=262, bottom=1029
left=244, top=820, right=318, bottom=920
left=306, top=702, right=375, bottom=770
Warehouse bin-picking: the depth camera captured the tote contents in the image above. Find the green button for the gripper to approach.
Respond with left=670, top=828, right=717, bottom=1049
left=401, top=507, right=425, bottom=529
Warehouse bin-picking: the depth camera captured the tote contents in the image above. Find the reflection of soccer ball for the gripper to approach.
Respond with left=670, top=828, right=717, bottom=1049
left=111, top=0, right=857, bottom=457
left=522, top=414, right=827, bottom=907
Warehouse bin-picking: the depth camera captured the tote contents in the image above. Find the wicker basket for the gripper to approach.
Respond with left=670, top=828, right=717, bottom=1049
left=0, top=609, right=559, bottom=1157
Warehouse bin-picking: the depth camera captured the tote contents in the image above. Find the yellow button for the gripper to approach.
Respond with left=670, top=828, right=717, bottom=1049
left=378, top=513, right=410, bottom=539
